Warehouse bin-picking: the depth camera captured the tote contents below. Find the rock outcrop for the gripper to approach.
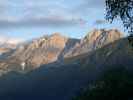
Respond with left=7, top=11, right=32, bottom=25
left=65, top=29, right=123, bottom=58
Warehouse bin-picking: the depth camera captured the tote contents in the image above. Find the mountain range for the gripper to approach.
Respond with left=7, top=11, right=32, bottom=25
left=0, top=29, right=132, bottom=100
left=0, top=29, right=128, bottom=75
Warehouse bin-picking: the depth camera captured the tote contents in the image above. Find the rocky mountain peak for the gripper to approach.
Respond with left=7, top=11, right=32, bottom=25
left=0, top=33, right=79, bottom=72
left=26, top=33, right=67, bottom=50
left=51, top=32, right=62, bottom=37
left=89, top=29, right=123, bottom=48
left=84, top=29, right=123, bottom=43
left=83, top=29, right=102, bottom=44
left=65, top=29, right=123, bottom=58
left=49, top=33, right=68, bottom=48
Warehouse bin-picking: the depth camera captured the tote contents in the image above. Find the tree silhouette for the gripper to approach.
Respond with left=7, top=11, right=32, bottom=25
left=106, top=0, right=133, bottom=33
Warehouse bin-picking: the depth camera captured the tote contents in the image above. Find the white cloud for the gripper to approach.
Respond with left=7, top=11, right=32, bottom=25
left=0, top=15, right=82, bottom=29
left=0, top=0, right=105, bottom=28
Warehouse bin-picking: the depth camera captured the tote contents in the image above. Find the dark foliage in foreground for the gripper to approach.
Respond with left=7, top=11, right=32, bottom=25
left=74, top=67, right=133, bottom=100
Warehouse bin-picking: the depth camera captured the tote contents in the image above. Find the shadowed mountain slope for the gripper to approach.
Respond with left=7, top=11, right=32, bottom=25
left=65, top=37, right=133, bottom=72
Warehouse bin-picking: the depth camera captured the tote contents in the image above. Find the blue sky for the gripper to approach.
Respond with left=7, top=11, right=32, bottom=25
left=0, top=0, right=125, bottom=42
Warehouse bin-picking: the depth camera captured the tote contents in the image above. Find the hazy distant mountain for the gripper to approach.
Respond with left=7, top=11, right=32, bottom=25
left=65, top=29, right=123, bottom=58
left=0, top=37, right=24, bottom=55
left=0, top=48, right=10, bottom=55
left=0, top=43, right=17, bottom=56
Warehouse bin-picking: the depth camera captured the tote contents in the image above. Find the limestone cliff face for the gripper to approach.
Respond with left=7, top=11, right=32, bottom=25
left=65, top=29, right=123, bottom=58
left=0, top=33, right=79, bottom=73
left=0, top=29, right=124, bottom=75
left=9, top=33, right=67, bottom=68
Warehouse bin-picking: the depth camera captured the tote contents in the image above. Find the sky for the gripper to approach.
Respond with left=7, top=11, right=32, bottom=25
left=0, top=0, right=126, bottom=43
